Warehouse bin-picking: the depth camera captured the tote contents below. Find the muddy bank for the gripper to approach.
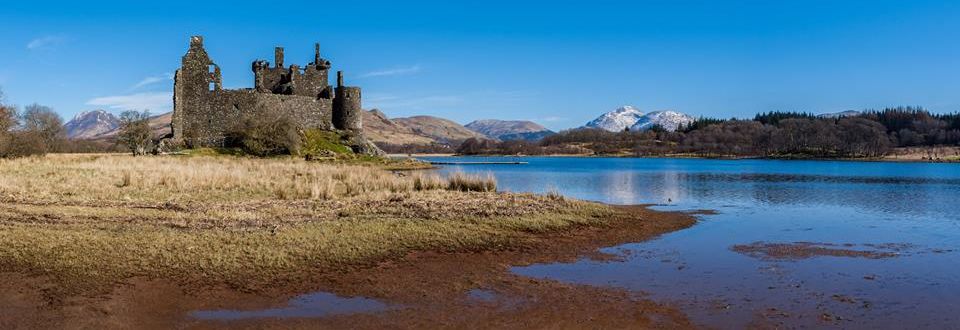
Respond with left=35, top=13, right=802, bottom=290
left=0, top=205, right=698, bottom=329
left=730, top=241, right=948, bottom=261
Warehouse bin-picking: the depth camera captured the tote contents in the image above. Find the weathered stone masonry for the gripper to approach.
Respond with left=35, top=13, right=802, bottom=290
left=172, top=36, right=374, bottom=153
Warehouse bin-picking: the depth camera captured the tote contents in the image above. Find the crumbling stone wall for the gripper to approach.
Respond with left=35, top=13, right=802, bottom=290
left=172, top=36, right=374, bottom=153
left=252, top=45, right=331, bottom=98
left=172, top=36, right=215, bottom=144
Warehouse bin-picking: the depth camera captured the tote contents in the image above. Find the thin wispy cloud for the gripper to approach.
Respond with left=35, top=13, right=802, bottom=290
left=86, top=92, right=172, bottom=112
left=365, top=89, right=540, bottom=117
left=365, top=93, right=462, bottom=111
left=361, top=64, right=422, bottom=78
left=130, top=73, right=174, bottom=91
left=26, top=35, right=66, bottom=50
left=540, top=116, right=567, bottom=122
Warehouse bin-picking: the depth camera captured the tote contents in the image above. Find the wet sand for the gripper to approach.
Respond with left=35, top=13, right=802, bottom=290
left=0, top=205, right=698, bottom=329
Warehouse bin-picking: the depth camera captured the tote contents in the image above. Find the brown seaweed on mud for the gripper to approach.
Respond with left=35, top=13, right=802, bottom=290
left=731, top=242, right=907, bottom=260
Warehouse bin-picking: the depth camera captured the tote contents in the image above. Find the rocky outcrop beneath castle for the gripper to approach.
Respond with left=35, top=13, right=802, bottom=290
left=345, top=134, right=386, bottom=157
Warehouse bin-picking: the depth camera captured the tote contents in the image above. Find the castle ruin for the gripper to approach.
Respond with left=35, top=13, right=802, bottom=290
left=172, top=36, right=379, bottom=154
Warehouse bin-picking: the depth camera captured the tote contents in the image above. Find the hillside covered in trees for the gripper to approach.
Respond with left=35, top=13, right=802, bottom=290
left=457, top=107, right=960, bottom=160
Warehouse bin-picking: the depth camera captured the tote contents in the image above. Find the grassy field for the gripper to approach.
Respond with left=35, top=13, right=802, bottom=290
left=0, top=154, right=615, bottom=296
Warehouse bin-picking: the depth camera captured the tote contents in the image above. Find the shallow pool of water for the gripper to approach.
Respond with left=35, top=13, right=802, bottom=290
left=191, top=291, right=389, bottom=320
left=423, top=157, right=960, bottom=328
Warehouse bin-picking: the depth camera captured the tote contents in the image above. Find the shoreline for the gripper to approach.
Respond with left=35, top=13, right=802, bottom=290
left=0, top=204, right=701, bottom=329
left=397, top=153, right=960, bottom=164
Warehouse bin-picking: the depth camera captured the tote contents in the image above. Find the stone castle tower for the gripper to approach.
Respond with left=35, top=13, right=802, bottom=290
left=172, top=36, right=377, bottom=154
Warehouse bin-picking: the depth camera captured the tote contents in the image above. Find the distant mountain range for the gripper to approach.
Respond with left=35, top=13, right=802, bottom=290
left=391, top=115, right=488, bottom=144
left=65, top=110, right=120, bottom=139
left=65, top=111, right=173, bottom=140
left=63, top=106, right=696, bottom=146
left=63, top=106, right=693, bottom=148
left=66, top=106, right=862, bottom=148
left=582, top=106, right=694, bottom=132
left=363, top=112, right=560, bottom=145
left=361, top=110, right=438, bottom=145
left=464, top=119, right=555, bottom=141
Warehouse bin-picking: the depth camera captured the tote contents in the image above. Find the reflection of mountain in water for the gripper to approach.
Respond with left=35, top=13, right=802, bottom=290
left=599, top=171, right=637, bottom=205
left=596, top=170, right=686, bottom=205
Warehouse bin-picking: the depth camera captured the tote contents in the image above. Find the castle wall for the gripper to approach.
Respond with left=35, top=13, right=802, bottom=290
left=247, top=92, right=333, bottom=131
left=256, top=67, right=287, bottom=93
left=295, top=65, right=330, bottom=98
left=253, top=65, right=331, bottom=98
left=253, top=46, right=331, bottom=98
left=178, top=89, right=333, bottom=146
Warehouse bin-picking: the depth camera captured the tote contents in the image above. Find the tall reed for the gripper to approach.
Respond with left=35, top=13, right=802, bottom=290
left=447, top=172, right=497, bottom=192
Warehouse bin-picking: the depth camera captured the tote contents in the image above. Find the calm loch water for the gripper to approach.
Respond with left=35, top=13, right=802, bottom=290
left=423, top=157, right=960, bottom=329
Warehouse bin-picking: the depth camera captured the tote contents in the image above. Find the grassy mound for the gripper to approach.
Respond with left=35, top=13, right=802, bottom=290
left=0, top=154, right=601, bottom=295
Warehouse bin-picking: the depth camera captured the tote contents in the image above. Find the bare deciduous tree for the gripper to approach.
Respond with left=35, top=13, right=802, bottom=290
left=20, top=103, right=66, bottom=153
left=118, top=110, right=153, bottom=156
left=0, top=88, right=18, bottom=157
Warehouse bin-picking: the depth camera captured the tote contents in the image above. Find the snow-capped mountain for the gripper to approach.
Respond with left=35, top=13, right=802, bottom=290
left=64, top=110, right=120, bottom=139
left=817, top=110, right=862, bottom=119
left=582, top=106, right=645, bottom=132
left=629, top=110, right=695, bottom=132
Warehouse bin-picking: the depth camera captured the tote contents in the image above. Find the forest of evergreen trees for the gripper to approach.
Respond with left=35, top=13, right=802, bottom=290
left=458, top=107, right=960, bottom=159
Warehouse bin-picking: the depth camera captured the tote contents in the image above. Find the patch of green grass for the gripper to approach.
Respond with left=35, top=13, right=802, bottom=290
left=301, top=130, right=354, bottom=156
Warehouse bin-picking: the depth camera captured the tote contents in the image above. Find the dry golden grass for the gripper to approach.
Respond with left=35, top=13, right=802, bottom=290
left=0, top=154, right=614, bottom=294
left=447, top=171, right=497, bottom=192
left=414, top=173, right=447, bottom=191
left=0, top=154, right=480, bottom=204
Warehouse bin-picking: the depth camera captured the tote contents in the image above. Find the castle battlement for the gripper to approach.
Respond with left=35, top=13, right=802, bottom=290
left=172, top=36, right=368, bottom=152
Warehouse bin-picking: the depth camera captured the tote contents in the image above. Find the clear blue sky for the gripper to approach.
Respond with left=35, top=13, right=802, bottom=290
left=1, top=0, right=959, bottom=130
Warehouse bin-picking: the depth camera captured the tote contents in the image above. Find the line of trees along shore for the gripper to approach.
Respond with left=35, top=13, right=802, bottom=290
left=458, top=107, right=960, bottom=158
